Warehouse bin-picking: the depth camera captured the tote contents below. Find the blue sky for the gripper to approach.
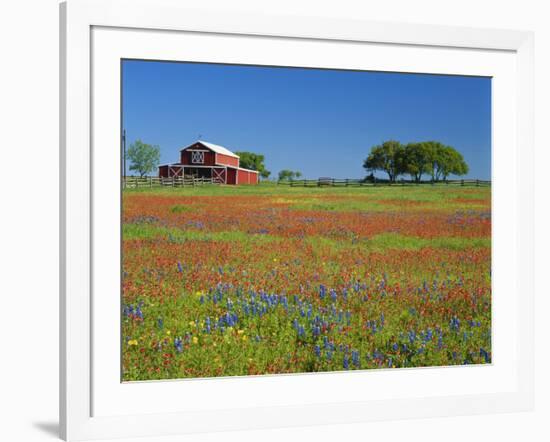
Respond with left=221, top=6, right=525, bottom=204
left=122, top=60, right=491, bottom=180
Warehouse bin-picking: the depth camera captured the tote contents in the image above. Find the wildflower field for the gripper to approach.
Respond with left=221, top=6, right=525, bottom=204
left=122, top=183, right=491, bottom=381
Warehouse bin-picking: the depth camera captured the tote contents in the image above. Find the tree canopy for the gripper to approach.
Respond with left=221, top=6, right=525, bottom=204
left=235, top=151, right=271, bottom=179
left=127, top=140, right=160, bottom=177
left=278, top=169, right=302, bottom=181
left=364, top=140, right=469, bottom=182
left=363, top=140, right=407, bottom=182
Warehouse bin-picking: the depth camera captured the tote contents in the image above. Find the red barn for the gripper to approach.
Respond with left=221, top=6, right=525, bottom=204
left=158, top=141, right=259, bottom=185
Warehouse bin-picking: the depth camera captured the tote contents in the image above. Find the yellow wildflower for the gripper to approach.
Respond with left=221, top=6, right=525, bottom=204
left=237, top=329, right=245, bottom=335
left=192, top=336, right=199, bottom=344
left=127, top=339, right=138, bottom=346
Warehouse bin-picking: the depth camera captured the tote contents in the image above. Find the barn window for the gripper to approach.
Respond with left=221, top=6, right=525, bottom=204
left=191, top=151, right=204, bottom=164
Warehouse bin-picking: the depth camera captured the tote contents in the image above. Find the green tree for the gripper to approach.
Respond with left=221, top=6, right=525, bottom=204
left=404, top=142, right=431, bottom=182
left=126, top=140, right=160, bottom=177
left=423, top=141, right=469, bottom=181
left=363, top=140, right=406, bottom=182
left=278, top=169, right=302, bottom=181
left=235, top=151, right=271, bottom=179
left=439, top=145, right=469, bottom=181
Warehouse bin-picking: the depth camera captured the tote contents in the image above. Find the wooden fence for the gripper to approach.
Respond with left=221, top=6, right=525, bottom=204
left=123, top=176, right=221, bottom=189
left=277, top=178, right=491, bottom=188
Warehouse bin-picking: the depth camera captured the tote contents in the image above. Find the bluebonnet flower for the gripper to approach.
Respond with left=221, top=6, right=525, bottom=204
left=314, top=345, right=321, bottom=358
left=480, top=348, right=490, bottom=363
left=135, top=306, right=143, bottom=320
left=351, top=350, right=360, bottom=368
left=312, top=325, right=321, bottom=338
left=330, top=289, right=337, bottom=302
left=319, top=284, right=327, bottom=300
left=392, top=343, right=399, bottom=352
left=123, top=304, right=132, bottom=317
left=157, top=318, right=164, bottom=330
left=174, top=337, right=183, bottom=353
left=177, top=261, right=183, bottom=273
left=450, top=316, right=460, bottom=332
left=343, top=355, right=349, bottom=370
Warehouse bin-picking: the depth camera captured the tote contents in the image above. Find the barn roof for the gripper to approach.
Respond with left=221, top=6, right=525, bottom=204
left=180, top=140, right=240, bottom=159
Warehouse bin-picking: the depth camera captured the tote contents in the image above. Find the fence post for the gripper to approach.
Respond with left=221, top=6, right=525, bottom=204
left=461, top=179, right=464, bottom=186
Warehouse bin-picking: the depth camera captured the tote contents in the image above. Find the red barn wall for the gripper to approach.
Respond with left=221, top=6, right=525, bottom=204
left=180, top=149, right=216, bottom=166
left=215, top=153, right=239, bottom=168
left=226, top=168, right=237, bottom=184
left=236, top=169, right=259, bottom=185
left=159, top=165, right=169, bottom=178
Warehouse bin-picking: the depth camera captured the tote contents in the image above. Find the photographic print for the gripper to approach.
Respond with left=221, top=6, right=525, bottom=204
left=121, top=60, right=491, bottom=381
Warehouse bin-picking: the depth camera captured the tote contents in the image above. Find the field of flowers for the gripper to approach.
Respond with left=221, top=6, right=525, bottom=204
left=122, top=183, right=491, bottom=381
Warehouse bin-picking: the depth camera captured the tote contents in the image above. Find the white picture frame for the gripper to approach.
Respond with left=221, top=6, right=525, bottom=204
left=60, top=0, right=534, bottom=440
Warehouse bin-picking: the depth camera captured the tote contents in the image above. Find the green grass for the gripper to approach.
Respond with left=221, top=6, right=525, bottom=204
left=124, top=181, right=490, bottom=213
left=123, top=223, right=282, bottom=245
left=124, top=223, right=489, bottom=252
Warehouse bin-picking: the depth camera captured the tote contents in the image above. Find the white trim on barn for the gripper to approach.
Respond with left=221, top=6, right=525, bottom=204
left=236, top=167, right=259, bottom=174
left=179, top=140, right=240, bottom=158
